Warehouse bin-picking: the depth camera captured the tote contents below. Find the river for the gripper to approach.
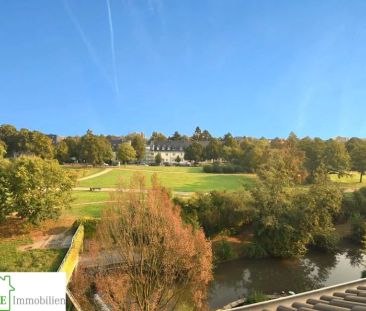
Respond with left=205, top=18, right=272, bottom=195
left=208, top=243, right=365, bottom=309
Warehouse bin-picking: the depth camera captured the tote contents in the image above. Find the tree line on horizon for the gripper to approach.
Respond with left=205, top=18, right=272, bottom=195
left=1, top=123, right=366, bottom=182
left=2, top=123, right=366, bottom=309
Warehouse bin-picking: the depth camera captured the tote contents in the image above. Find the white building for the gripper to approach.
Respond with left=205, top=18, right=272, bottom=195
left=144, top=141, right=191, bottom=165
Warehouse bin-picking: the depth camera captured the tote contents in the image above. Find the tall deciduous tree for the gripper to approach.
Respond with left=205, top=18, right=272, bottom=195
left=29, top=130, right=54, bottom=159
left=149, top=131, right=167, bottom=143
left=0, top=124, right=18, bottom=157
left=239, top=139, right=269, bottom=172
left=128, top=133, right=146, bottom=162
left=17, top=129, right=54, bottom=159
left=295, top=168, right=342, bottom=251
left=221, top=133, right=240, bottom=161
left=201, top=130, right=212, bottom=141
left=323, top=139, right=350, bottom=176
left=298, top=137, right=326, bottom=181
left=346, top=137, right=363, bottom=154
left=79, top=130, right=112, bottom=165
left=1, top=156, right=75, bottom=224
left=250, top=159, right=342, bottom=258
left=250, top=158, right=300, bottom=257
left=258, top=146, right=306, bottom=186
left=116, top=142, right=136, bottom=164
left=222, top=133, right=238, bottom=148
left=63, top=136, right=81, bottom=162
left=191, top=126, right=202, bottom=141
left=184, top=142, right=204, bottom=163
left=169, top=131, right=183, bottom=141
left=96, top=175, right=212, bottom=310
left=55, top=140, right=69, bottom=163
left=204, top=138, right=222, bottom=161
left=348, top=140, right=366, bottom=182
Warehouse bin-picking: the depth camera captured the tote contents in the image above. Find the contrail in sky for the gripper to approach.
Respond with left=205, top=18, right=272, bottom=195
left=106, top=0, right=120, bottom=95
left=63, top=0, right=112, bottom=87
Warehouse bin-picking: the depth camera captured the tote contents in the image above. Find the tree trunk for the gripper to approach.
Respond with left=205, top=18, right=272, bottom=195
left=360, top=172, right=363, bottom=183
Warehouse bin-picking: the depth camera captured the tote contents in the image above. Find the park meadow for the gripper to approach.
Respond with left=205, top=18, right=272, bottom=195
left=1, top=125, right=366, bottom=310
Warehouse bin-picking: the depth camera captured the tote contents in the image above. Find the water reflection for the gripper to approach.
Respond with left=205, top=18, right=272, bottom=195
left=208, top=244, right=365, bottom=309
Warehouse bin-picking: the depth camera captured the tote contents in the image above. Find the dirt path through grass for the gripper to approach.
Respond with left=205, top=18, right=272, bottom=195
left=78, top=168, right=112, bottom=181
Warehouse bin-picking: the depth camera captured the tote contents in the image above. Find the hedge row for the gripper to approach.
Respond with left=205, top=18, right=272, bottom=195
left=203, top=163, right=247, bottom=174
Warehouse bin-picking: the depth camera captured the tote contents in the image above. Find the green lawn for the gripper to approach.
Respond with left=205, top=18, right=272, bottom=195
left=0, top=237, right=67, bottom=272
left=78, top=166, right=257, bottom=192
left=329, top=171, right=366, bottom=190
left=65, top=191, right=111, bottom=218
left=69, top=167, right=366, bottom=219
left=68, top=168, right=366, bottom=219
left=71, top=190, right=109, bottom=203
left=68, top=166, right=257, bottom=218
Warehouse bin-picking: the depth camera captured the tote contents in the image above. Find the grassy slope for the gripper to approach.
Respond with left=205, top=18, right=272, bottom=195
left=66, top=191, right=110, bottom=218
left=78, top=166, right=257, bottom=192
left=0, top=237, right=67, bottom=272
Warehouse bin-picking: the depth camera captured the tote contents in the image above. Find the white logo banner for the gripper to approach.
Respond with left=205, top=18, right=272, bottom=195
left=0, top=272, right=66, bottom=311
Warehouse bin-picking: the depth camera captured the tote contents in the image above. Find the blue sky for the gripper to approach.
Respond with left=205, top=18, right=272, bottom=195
left=1, top=0, right=366, bottom=138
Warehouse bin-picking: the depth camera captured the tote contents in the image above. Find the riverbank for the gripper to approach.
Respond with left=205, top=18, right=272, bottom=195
left=209, top=222, right=359, bottom=310
left=208, top=239, right=363, bottom=310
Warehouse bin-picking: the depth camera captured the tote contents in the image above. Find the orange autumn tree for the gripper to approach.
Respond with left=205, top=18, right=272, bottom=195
left=97, top=174, right=212, bottom=311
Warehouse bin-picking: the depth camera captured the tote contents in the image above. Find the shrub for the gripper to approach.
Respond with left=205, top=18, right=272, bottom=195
left=309, top=232, right=339, bottom=252
left=246, top=290, right=268, bottom=304
left=202, top=164, right=214, bottom=173
left=203, top=163, right=246, bottom=174
left=177, top=190, right=254, bottom=237
left=350, top=213, right=366, bottom=243
left=213, top=240, right=234, bottom=262
left=242, top=242, right=268, bottom=259
left=339, top=193, right=356, bottom=222
left=339, top=187, right=366, bottom=222
left=173, top=197, right=200, bottom=229
left=352, top=187, right=366, bottom=217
